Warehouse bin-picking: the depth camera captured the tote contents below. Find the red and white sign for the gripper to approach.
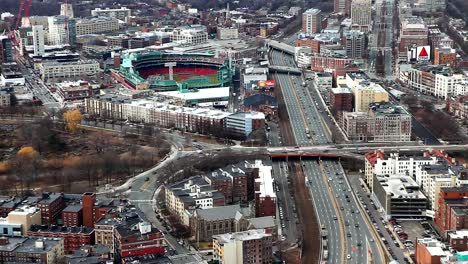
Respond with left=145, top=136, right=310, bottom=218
left=407, top=46, right=431, bottom=62
left=416, top=46, right=430, bottom=61
left=258, top=80, right=275, bottom=87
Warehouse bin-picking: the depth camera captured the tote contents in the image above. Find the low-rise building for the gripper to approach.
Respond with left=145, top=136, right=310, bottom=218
left=225, top=112, right=265, bottom=137
left=28, top=225, right=94, bottom=254
left=314, top=72, right=333, bottom=90
left=254, top=161, right=276, bottom=217
left=62, top=204, right=82, bottom=227
left=37, top=192, right=65, bottom=226
left=415, top=237, right=451, bottom=264
left=0, top=237, right=64, bottom=263
left=75, top=16, right=120, bottom=36
left=352, top=82, right=389, bottom=112
left=436, top=186, right=468, bottom=234
left=115, top=219, right=165, bottom=259
left=54, top=81, right=96, bottom=101
left=171, top=25, right=208, bottom=45
left=217, top=27, right=239, bottom=40
left=190, top=204, right=251, bottom=242
left=91, top=7, right=131, bottom=23
left=5, top=206, right=41, bottom=235
left=38, top=60, right=100, bottom=81
left=0, top=90, right=11, bottom=107
left=373, top=174, right=427, bottom=219
left=330, top=86, right=353, bottom=116
left=446, top=95, right=468, bottom=122
left=367, top=103, right=412, bottom=142
left=213, top=229, right=273, bottom=264
left=165, top=176, right=225, bottom=225
left=408, top=65, right=467, bottom=99
left=364, top=150, right=452, bottom=189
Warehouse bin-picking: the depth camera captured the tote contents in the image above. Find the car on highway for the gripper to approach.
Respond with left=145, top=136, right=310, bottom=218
left=347, top=254, right=351, bottom=260
left=333, top=216, right=337, bottom=220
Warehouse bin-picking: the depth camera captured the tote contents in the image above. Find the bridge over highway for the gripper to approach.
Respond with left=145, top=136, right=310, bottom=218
left=268, top=65, right=302, bottom=74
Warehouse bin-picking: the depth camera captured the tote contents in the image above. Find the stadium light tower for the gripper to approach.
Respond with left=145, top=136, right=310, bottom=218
left=164, top=62, right=177, bottom=80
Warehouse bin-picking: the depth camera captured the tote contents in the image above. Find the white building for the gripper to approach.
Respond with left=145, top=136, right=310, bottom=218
left=60, top=3, right=74, bottom=18
left=38, top=60, right=100, bottom=80
left=47, top=16, right=76, bottom=46
left=75, top=16, right=120, bottom=36
left=91, top=7, right=131, bottom=23
left=32, top=25, right=45, bottom=56
left=313, top=72, right=333, bottom=89
left=297, top=52, right=313, bottom=68
left=225, top=112, right=265, bottom=137
left=409, top=66, right=467, bottom=99
left=217, top=27, right=239, bottom=40
left=171, top=25, right=208, bottom=45
left=364, top=151, right=441, bottom=189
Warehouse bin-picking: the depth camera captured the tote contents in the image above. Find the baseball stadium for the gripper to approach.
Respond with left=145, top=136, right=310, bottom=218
left=112, top=50, right=234, bottom=91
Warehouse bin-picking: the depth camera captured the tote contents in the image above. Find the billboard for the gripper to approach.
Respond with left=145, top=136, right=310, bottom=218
left=258, top=80, right=276, bottom=87
left=407, top=46, right=430, bottom=62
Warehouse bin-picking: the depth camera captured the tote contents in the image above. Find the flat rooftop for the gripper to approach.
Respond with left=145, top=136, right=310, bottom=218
left=213, top=229, right=271, bottom=244
left=376, top=175, right=426, bottom=199
left=157, top=87, right=230, bottom=101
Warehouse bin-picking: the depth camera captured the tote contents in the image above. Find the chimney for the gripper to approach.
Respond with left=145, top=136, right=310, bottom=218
left=0, top=237, right=9, bottom=245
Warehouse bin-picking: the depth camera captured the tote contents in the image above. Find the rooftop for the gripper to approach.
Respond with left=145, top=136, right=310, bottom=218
left=157, top=87, right=230, bottom=102
left=213, top=229, right=271, bottom=244
left=195, top=204, right=245, bottom=221
left=62, top=204, right=83, bottom=213
left=254, top=161, right=276, bottom=199
left=375, top=175, right=426, bottom=199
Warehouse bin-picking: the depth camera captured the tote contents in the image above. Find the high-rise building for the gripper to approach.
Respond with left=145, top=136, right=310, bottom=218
left=0, top=36, right=13, bottom=64
left=47, top=15, right=76, bottom=46
left=60, top=3, right=74, bottom=18
left=213, top=229, right=273, bottom=264
left=334, top=0, right=351, bottom=15
left=302, top=8, right=322, bottom=34
left=351, top=0, right=372, bottom=32
left=344, top=30, right=365, bottom=59
left=32, top=25, right=45, bottom=56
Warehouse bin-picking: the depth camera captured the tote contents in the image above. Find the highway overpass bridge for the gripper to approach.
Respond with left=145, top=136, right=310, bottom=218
left=265, top=39, right=296, bottom=55
left=229, top=144, right=468, bottom=160
left=268, top=65, right=302, bottom=74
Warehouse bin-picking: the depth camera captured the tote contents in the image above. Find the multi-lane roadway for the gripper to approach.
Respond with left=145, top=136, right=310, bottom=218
left=269, top=46, right=386, bottom=263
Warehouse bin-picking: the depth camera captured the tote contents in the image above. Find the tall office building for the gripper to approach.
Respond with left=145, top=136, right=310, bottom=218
left=60, top=3, right=74, bottom=18
left=344, top=30, right=365, bottom=59
left=351, top=0, right=372, bottom=32
left=48, top=16, right=76, bottom=47
left=0, top=36, right=13, bottom=64
left=32, top=25, right=45, bottom=56
left=302, top=8, right=322, bottom=34
left=334, top=0, right=351, bottom=15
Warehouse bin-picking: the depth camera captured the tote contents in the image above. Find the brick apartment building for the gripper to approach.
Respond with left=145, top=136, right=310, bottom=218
left=28, top=225, right=95, bottom=254
left=62, top=204, right=82, bottom=227
left=115, top=220, right=165, bottom=259
left=435, top=186, right=468, bottom=234
left=37, top=193, right=65, bottom=225
left=330, top=87, right=353, bottom=116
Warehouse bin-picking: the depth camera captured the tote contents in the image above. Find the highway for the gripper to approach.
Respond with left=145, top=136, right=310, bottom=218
left=269, top=45, right=386, bottom=263
left=272, top=161, right=299, bottom=244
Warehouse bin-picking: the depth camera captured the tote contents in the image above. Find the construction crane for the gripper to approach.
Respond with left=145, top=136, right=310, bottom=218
left=8, top=0, right=33, bottom=47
